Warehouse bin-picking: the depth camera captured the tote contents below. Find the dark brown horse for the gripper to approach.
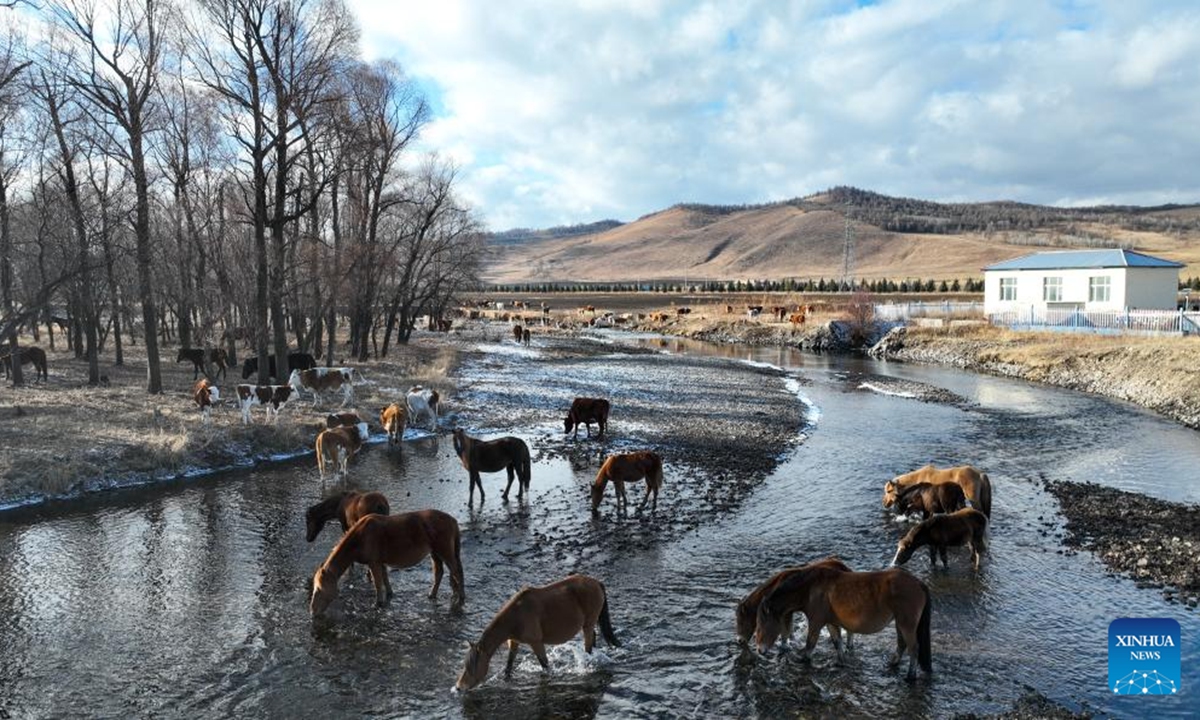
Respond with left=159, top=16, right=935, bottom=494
left=892, top=508, right=988, bottom=570
left=590, top=451, right=663, bottom=513
left=755, top=565, right=932, bottom=680
left=736, top=557, right=852, bottom=645
left=452, top=428, right=532, bottom=503
left=305, top=491, right=391, bottom=542
left=309, top=510, right=465, bottom=616
left=456, top=574, right=618, bottom=690
left=565, top=397, right=610, bottom=438
left=894, top=482, right=966, bottom=519
left=2, top=346, right=48, bottom=382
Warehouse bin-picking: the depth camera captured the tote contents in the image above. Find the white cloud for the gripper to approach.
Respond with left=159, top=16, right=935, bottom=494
left=347, top=0, right=1200, bottom=229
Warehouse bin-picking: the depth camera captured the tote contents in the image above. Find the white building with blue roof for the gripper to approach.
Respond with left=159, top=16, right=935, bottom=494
left=983, top=249, right=1184, bottom=315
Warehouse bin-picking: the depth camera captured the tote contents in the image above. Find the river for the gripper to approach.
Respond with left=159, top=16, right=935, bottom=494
left=0, top=333, right=1197, bottom=719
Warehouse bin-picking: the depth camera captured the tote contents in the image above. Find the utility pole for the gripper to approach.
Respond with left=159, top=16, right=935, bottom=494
left=841, top=211, right=855, bottom=291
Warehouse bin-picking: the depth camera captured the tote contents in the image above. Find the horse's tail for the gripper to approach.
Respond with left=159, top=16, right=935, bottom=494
left=520, top=444, right=532, bottom=487
left=979, top=472, right=993, bottom=519
left=917, top=584, right=932, bottom=673
left=598, top=586, right=620, bottom=647
left=650, top=454, right=664, bottom=491
left=315, top=433, right=327, bottom=476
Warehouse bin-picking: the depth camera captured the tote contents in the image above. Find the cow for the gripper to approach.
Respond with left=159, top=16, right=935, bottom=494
left=772, top=306, right=788, bottom=322
left=1, top=346, right=48, bottom=383
left=565, top=397, right=611, bottom=439
left=235, top=384, right=294, bottom=424
left=406, top=386, right=440, bottom=431
left=288, top=367, right=354, bottom=408
left=315, top=425, right=368, bottom=479
left=176, top=347, right=228, bottom=380
left=789, top=311, right=807, bottom=326
left=241, top=352, right=317, bottom=381
left=192, top=378, right=221, bottom=424
left=381, top=403, right=408, bottom=447
left=676, top=307, right=692, bottom=316
left=725, top=305, right=734, bottom=314
left=746, top=305, right=764, bottom=318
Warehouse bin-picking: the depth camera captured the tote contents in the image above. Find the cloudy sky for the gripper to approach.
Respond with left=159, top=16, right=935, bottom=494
left=347, top=0, right=1200, bottom=230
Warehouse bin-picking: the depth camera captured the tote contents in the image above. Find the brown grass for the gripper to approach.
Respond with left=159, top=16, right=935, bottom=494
left=0, top=332, right=462, bottom=505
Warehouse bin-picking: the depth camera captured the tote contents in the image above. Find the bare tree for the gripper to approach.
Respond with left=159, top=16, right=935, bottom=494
left=52, top=0, right=165, bottom=392
left=0, top=28, right=30, bottom=385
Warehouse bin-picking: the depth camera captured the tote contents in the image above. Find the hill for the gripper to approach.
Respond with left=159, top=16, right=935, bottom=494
left=483, top=187, right=1200, bottom=283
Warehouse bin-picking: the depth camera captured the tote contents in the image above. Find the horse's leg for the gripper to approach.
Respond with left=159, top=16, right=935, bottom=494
left=530, top=641, right=550, bottom=671
left=429, top=556, right=444, bottom=599
left=780, top=611, right=794, bottom=648
left=505, top=640, right=521, bottom=677
left=384, top=569, right=394, bottom=600
left=901, top=619, right=921, bottom=680
left=502, top=465, right=515, bottom=501
left=970, top=541, right=981, bottom=570
left=801, top=622, right=822, bottom=659
left=583, top=623, right=596, bottom=653
left=638, top=484, right=651, bottom=512
left=939, top=545, right=949, bottom=568
left=369, top=563, right=389, bottom=607
left=890, top=625, right=906, bottom=668
left=928, top=546, right=938, bottom=566
left=827, top=625, right=846, bottom=664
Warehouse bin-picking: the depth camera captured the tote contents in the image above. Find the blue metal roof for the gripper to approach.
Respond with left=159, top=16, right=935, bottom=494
left=984, top=249, right=1184, bottom=271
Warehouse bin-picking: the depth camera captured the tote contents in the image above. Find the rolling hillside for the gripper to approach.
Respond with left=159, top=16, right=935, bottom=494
left=483, top=187, right=1200, bottom=283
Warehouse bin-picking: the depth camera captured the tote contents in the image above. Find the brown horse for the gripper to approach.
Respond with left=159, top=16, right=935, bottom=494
left=455, top=574, right=618, bottom=690
left=736, top=557, right=852, bottom=645
left=309, top=510, right=465, bottom=616
left=892, top=508, right=989, bottom=570
left=380, top=403, right=407, bottom=447
left=513, top=324, right=524, bottom=343
left=305, top=491, right=391, bottom=542
left=1, top=346, right=48, bottom=382
left=565, top=397, right=610, bottom=438
left=883, top=464, right=992, bottom=518
left=315, top=425, right=367, bottom=479
left=452, top=428, right=532, bottom=503
left=755, top=565, right=932, bottom=680
left=590, top=451, right=663, bottom=513
left=894, top=482, right=966, bottom=519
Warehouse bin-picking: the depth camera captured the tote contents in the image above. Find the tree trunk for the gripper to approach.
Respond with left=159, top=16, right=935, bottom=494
left=0, top=172, right=21, bottom=386
left=129, top=105, right=162, bottom=393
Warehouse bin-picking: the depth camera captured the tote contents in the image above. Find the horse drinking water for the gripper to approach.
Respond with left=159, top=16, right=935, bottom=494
left=883, top=464, right=992, bottom=518
left=736, top=557, right=852, bottom=646
left=891, top=507, right=989, bottom=570
left=305, top=491, right=391, bottom=542
left=455, top=574, right=619, bottom=690
left=590, top=451, right=663, bottom=514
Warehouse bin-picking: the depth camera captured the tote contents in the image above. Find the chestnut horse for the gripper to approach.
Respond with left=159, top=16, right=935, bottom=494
left=755, top=565, right=932, bottom=680
left=590, top=451, right=663, bottom=513
left=883, top=464, right=992, bottom=518
left=455, top=574, right=618, bottom=690
left=305, top=491, right=391, bottom=542
left=315, top=425, right=367, bottom=479
left=380, top=403, right=407, bottom=447
left=894, top=482, right=966, bottom=520
left=309, top=510, right=465, bottom=616
left=452, top=428, right=532, bottom=503
left=736, top=557, right=852, bottom=645
left=892, top=508, right=988, bottom=570
left=565, top=397, right=610, bottom=439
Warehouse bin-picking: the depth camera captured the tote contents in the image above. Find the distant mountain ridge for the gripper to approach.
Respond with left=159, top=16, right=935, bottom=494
left=483, top=187, right=1200, bottom=284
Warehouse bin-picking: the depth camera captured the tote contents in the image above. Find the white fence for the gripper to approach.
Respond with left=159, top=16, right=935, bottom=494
left=873, top=301, right=984, bottom=321
left=989, top=307, right=1200, bottom=336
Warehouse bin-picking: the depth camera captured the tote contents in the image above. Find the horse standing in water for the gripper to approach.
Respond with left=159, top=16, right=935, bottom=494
left=590, top=451, right=663, bottom=514
left=305, top=491, right=391, bottom=542
left=891, top=508, right=989, bottom=570
left=883, top=464, right=992, bottom=518
left=755, top=564, right=932, bottom=680
left=894, top=482, right=967, bottom=519
left=736, top=557, right=852, bottom=646
left=452, top=428, right=532, bottom=503
left=309, top=510, right=465, bottom=616
left=455, top=574, right=619, bottom=690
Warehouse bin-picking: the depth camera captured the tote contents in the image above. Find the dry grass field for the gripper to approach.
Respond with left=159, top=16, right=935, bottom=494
left=0, top=334, right=458, bottom=505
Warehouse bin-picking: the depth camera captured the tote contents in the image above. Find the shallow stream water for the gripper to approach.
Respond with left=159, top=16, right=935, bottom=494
left=1, top=333, right=1198, bottom=719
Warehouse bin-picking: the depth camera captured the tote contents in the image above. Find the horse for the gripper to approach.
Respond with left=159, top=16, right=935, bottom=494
left=315, top=425, right=368, bottom=479
left=305, top=490, right=391, bottom=542
left=894, top=482, right=967, bottom=520
left=1, top=346, right=48, bottom=382
left=452, top=428, right=531, bottom=503
left=309, top=510, right=465, bottom=616
left=590, top=451, right=663, bottom=513
left=513, top=324, right=524, bottom=343
left=883, top=464, right=992, bottom=518
left=755, top=565, right=932, bottom=680
left=565, top=397, right=610, bottom=439
left=176, top=348, right=228, bottom=380
left=522, top=328, right=531, bottom=344
left=381, top=403, right=407, bottom=447
left=891, top=508, right=989, bottom=570
left=455, top=574, right=618, bottom=690
left=736, top=557, right=852, bottom=645
left=241, top=352, right=317, bottom=381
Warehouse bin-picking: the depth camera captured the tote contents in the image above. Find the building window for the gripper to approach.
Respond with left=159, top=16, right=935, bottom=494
left=1043, top=276, right=1062, bottom=302
left=1089, top=275, right=1111, bottom=303
left=999, top=277, right=1016, bottom=301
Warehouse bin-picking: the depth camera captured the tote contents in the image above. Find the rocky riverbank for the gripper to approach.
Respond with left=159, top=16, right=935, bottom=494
left=1045, top=479, right=1200, bottom=608
left=868, top=324, right=1200, bottom=431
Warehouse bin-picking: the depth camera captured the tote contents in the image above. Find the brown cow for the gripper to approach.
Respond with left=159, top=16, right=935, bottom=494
left=235, top=384, right=294, bottom=424
left=315, top=425, right=367, bottom=479
left=565, top=397, right=611, bottom=439
left=381, top=403, right=408, bottom=447
left=288, top=367, right=354, bottom=408
left=192, top=378, right=220, bottom=424
left=772, top=306, right=787, bottom=322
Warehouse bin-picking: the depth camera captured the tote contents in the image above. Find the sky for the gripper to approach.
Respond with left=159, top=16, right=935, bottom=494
left=346, top=0, right=1200, bottom=231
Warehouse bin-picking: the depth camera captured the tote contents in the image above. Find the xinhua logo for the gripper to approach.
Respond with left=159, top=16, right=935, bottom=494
left=1108, top=618, right=1181, bottom=696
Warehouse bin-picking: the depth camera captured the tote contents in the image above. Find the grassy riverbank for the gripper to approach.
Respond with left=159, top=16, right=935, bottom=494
left=0, top=335, right=460, bottom=507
